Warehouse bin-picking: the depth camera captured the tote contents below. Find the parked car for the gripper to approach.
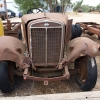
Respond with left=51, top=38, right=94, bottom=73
left=0, top=9, right=100, bottom=93
left=19, top=12, right=23, bottom=18
left=7, top=9, right=16, bottom=17
left=0, top=11, right=6, bottom=20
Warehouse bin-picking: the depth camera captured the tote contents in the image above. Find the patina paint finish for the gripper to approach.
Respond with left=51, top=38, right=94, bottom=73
left=1, top=12, right=100, bottom=83
left=0, top=36, right=25, bottom=66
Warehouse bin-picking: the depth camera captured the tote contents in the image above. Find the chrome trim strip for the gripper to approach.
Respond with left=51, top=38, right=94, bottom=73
left=30, top=29, right=32, bottom=60
left=59, top=25, right=64, bottom=63
left=30, top=26, right=62, bottom=28
left=30, top=20, right=64, bottom=27
left=45, top=28, right=47, bottom=66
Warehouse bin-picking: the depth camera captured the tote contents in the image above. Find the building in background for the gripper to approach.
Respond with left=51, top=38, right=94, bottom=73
left=54, top=4, right=73, bottom=13
left=0, top=0, right=19, bottom=16
left=64, top=4, right=73, bottom=12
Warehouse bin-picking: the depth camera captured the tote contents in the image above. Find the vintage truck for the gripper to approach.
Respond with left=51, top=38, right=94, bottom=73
left=0, top=11, right=100, bottom=93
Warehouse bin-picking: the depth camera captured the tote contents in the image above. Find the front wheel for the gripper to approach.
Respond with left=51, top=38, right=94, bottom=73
left=70, top=25, right=76, bottom=40
left=75, top=24, right=82, bottom=37
left=18, top=29, right=22, bottom=41
left=98, top=36, right=100, bottom=40
left=70, top=24, right=82, bottom=40
left=75, top=56, right=97, bottom=91
left=0, top=61, right=15, bottom=93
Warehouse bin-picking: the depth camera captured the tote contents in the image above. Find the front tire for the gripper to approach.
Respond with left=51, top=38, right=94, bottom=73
left=0, top=61, right=15, bottom=93
left=75, top=56, right=97, bottom=91
left=18, top=29, right=22, bottom=41
left=71, top=25, right=76, bottom=40
left=98, top=36, right=100, bottom=40
left=71, top=24, right=82, bottom=40
left=75, top=24, right=82, bottom=37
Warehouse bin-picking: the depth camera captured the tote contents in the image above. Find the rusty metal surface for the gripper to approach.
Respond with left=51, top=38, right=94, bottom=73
left=31, top=28, right=62, bottom=66
left=65, top=19, right=73, bottom=44
left=0, top=36, right=25, bottom=66
left=22, top=13, right=68, bottom=24
left=75, top=56, right=88, bottom=83
left=4, top=0, right=8, bottom=22
left=21, top=13, right=68, bottom=45
left=22, top=61, right=70, bottom=82
left=3, top=21, right=21, bottom=38
left=67, top=37, right=100, bottom=61
left=31, top=22, right=62, bottom=27
left=31, top=28, right=45, bottom=66
left=77, top=22, right=100, bottom=36
left=57, top=37, right=100, bottom=69
left=22, top=62, right=70, bottom=82
left=21, top=57, right=32, bottom=69
left=20, top=13, right=99, bottom=82
left=23, top=74, right=69, bottom=82
left=25, top=18, right=65, bottom=68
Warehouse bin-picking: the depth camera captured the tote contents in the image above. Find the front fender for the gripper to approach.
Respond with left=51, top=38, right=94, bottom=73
left=0, top=36, right=25, bottom=66
left=66, top=37, right=100, bottom=63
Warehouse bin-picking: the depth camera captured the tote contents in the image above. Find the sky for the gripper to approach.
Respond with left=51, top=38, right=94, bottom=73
left=5, top=0, right=100, bottom=7
left=72, top=0, right=100, bottom=6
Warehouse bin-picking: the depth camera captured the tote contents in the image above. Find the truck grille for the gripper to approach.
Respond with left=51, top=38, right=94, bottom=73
left=31, top=27, right=62, bottom=66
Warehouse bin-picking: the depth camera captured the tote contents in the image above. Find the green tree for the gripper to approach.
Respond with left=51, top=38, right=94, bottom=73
left=14, top=0, right=44, bottom=14
left=73, top=0, right=83, bottom=11
left=96, top=3, right=100, bottom=11
left=81, top=5, right=90, bottom=12
left=14, top=0, right=59, bottom=13
left=44, top=0, right=72, bottom=13
left=14, top=0, right=72, bottom=14
left=43, top=0, right=58, bottom=12
left=60, top=0, right=71, bottom=13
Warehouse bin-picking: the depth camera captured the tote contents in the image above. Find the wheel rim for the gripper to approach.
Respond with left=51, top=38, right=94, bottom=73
left=8, top=62, right=15, bottom=84
left=75, top=56, right=88, bottom=83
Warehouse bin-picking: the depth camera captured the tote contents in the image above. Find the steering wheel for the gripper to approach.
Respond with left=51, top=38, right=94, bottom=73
left=27, top=8, right=43, bottom=14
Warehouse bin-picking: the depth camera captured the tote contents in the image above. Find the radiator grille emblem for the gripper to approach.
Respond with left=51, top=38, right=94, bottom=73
left=44, top=23, right=49, bottom=27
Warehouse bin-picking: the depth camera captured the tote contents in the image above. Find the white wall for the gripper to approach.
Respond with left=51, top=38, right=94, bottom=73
left=64, top=4, right=73, bottom=12
left=7, top=2, right=19, bottom=16
left=0, top=0, right=5, bottom=11
left=0, top=0, right=19, bottom=16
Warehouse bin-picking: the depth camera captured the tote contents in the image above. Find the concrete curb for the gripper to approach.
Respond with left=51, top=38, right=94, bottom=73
left=0, top=91, right=100, bottom=100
